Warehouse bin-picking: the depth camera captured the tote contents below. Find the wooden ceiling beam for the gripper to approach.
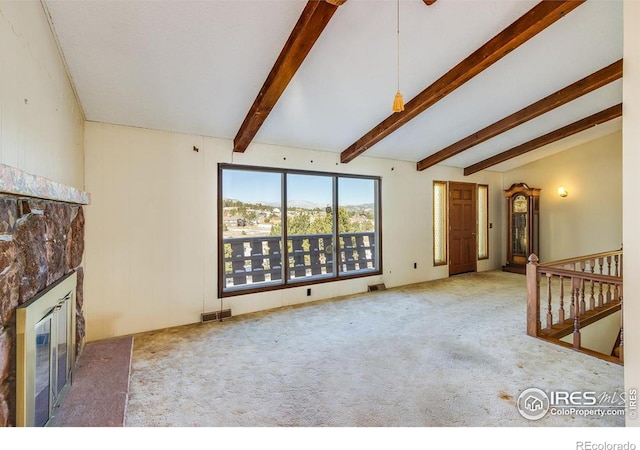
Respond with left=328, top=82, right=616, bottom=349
left=417, top=59, right=623, bottom=171
left=463, top=103, right=622, bottom=176
left=233, top=0, right=345, bottom=153
left=339, top=0, right=585, bottom=164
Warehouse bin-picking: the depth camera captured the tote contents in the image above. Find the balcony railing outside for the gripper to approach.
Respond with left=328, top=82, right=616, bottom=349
left=223, top=232, right=376, bottom=289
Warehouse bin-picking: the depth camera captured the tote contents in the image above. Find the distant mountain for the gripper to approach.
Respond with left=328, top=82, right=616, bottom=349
left=350, top=203, right=375, bottom=210
left=223, top=198, right=279, bottom=208
left=288, top=200, right=326, bottom=209
left=223, top=197, right=372, bottom=210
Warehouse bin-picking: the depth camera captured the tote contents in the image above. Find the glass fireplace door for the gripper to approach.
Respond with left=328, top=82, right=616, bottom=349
left=32, top=294, right=71, bottom=427
left=53, top=298, right=70, bottom=404
left=34, top=314, right=52, bottom=427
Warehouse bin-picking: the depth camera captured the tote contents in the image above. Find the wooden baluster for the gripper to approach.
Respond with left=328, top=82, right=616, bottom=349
left=570, top=277, right=576, bottom=319
left=614, top=282, right=620, bottom=301
left=558, top=276, right=565, bottom=324
left=605, top=256, right=611, bottom=303
left=597, top=257, right=604, bottom=307
left=614, top=254, right=620, bottom=277
left=580, top=278, right=586, bottom=316
left=598, top=257, right=604, bottom=275
left=573, top=279, right=581, bottom=349
left=526, top=254, right=541, bottom=337
left=598, top=278, right=604, bottom=308
left=588, top=260, right=595, bottom=310
left=619, top=253, right=623, bottom=277
left=581, top=261, right=586, bottom=273
left=546, top=273, right=553, bottom=329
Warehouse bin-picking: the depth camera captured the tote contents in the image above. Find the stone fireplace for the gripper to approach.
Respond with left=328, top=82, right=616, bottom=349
left=0, top=164, right=88, bottom=427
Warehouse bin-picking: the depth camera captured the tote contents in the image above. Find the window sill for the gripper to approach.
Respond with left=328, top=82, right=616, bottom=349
left=220, top=269, right=382, bottom=298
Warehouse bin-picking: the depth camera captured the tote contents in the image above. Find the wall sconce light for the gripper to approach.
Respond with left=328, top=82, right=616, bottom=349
left=557, top=187, right=568, bottom=198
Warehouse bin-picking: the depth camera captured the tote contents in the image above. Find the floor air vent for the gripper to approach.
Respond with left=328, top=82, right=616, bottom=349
left=368, top=283, right=386, bottom=292
left=201, top=309, right=232, bottom=323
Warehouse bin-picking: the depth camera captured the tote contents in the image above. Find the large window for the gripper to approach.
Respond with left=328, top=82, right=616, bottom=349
left=286, top=173, right=334, bottom=282
left=219, top=165, right=381, bottom=296
left=338, top=177, right=377, bottom=274
left=221, top=170, right=282, bottom=290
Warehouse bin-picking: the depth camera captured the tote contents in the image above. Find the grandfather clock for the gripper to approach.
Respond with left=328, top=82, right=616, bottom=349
left=503, top=183, right=541, bottom=274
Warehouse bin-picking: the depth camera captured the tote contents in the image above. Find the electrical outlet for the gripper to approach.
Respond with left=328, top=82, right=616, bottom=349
left=414, top=262, right=417, bottom=269
left=307, top=288, right=311, bottom=296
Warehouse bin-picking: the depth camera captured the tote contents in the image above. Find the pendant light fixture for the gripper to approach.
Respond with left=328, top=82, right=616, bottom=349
left=392, top=0, right=405, bottom=113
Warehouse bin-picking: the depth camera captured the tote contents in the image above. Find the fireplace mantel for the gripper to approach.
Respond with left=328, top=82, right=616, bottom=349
left=0, top=164, right=90, bottom=205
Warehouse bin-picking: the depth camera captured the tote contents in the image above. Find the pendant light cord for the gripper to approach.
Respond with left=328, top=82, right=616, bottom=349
left=392, top=0, right=404, bottom=112
left=396, top=0, right=400, bottom=93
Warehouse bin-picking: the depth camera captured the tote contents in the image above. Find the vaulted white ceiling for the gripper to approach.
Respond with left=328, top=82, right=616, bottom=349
left=44, top=0, right=623, bottom=172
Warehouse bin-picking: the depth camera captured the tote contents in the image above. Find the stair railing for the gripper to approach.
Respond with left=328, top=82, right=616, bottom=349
left=526, top=249, right=623, bottom=363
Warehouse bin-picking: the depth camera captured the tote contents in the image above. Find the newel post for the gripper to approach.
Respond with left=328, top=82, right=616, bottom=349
left=526, top=254, right=541, bottom=337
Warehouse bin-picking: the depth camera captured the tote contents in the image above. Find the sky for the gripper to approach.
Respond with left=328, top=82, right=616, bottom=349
left=222, top=169, right=376, bottom=206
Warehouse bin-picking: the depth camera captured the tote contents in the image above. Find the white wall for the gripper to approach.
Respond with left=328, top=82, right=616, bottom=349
left=0, top=2, right=84, bottom=188
left=623, top=0, right=640, bottom=427
left=560, top=311, right=621, bottom=356
left=84, top=122, right=503, bottom=340
left=503, top=131, right=622, bottom=263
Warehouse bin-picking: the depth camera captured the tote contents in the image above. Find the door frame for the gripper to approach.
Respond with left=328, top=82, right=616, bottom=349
left=448, top=181, right=478, bottom=276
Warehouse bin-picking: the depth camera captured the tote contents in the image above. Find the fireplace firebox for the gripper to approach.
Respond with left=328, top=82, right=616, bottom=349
left=16, top=271, right=77, bottom=427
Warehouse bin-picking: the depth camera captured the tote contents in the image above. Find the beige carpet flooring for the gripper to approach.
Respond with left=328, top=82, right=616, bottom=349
left=125, top=271, right=624, bottom=427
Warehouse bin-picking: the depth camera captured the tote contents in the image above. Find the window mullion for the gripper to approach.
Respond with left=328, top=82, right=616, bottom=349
left=375, top=179, right=381, bottom=270
left=333, top=176, right=339, bottom=277
left=281, top=172, right=288, bottom=284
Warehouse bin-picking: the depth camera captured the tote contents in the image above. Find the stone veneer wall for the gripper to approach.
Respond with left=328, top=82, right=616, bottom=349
left=0, top=195, right=85, bottom=427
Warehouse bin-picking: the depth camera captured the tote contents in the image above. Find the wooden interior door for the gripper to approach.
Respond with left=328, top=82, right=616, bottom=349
left=449, top=182, right=477, bottom=276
